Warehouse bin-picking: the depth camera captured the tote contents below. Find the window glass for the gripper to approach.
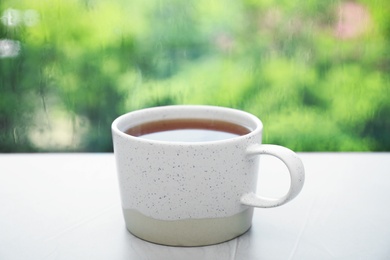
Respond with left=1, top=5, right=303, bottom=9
left=1, top=0, right=389, bottom=152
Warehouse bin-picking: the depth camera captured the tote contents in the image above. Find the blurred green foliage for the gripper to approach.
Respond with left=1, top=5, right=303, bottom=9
left=0, top=0, right=389, bottom=152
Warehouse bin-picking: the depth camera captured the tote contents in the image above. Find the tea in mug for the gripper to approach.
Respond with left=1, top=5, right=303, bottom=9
left=125, top=119, right=251, bottom=142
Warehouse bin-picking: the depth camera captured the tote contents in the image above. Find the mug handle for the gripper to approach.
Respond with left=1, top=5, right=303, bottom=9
left=240, top=144, right=305, bottom=208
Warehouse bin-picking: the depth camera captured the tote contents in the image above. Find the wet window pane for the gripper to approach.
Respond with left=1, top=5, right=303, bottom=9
left=1, top=0, right=389, bottom=152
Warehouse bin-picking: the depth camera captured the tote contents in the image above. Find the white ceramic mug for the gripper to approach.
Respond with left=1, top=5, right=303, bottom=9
left=112, top=105, right=305, bottom=246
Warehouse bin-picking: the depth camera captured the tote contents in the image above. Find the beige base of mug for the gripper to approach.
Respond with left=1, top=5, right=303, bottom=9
left=123, top=208, right=254, bottom=247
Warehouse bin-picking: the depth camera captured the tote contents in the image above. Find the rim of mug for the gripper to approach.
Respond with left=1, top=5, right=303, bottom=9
left=111, top=105, right=263, bottom=146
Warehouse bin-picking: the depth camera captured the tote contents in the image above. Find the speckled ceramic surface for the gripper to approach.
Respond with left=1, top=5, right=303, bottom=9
left=112, top=105, right=305, bottom=246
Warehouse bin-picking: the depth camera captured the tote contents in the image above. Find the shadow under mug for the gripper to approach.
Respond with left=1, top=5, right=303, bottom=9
left=112, top=105, right=305, bottom=246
